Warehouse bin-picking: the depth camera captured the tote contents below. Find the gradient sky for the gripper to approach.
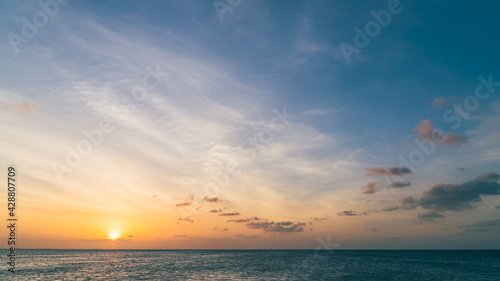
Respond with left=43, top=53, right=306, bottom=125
left=1, top=0, right=500, bottom=249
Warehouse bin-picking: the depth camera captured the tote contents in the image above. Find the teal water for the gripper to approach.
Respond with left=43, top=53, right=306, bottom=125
left=1, top=250, right=499, bottom=280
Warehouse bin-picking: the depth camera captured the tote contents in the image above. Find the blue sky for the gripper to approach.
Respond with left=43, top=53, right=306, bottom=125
left=1, top=0, right=499, bottom=249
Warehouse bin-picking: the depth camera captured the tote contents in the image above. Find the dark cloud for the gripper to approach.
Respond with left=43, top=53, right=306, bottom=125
left=476, top=172, right=500, bottom=182
left=496, top=205, right=500, bottom=209
left=366, top=228, right=378, bottom=232
left=246, top=221, right=306, bottom=233
left=389, top=181, right=411, bottom=188
left=218, top=212, right=240, bottom=216
left=212, top=227, right=228, bottom=231
left=382, top=206, right=400, bottom=212
left=363, top=180, right=411, bottom=195
left=177, top=217, right=194, bottom=223
left=401, top=196, right=420, bottom=210
left=209, top=209, right=222, bottom=213
left=413, top=119, right=468, bottom=146
left=362, top=182, right=382, bottom=194
left=457, top=167, right=466, bottom=171
left=175, top=202, right=191, bottom=207
left=393, top=173, right=500, bottom=218
left=313, top=217, right=329, bottom=221
left=366, top=166, right=413, bottom=176
left=418, top=173, right=500, bottom=211
left=417, top=211, right=445, bottom=219
left=127, top=235, right=134, bottom=238
left=234, top=234, right=261, bottom=239
left=337, top=210, right=364, bottom=216
left=246, top=221, right=273, bottom=229
left=227, top=217, right=260, bottom=223
left=203, top=196, right=222, bottom=203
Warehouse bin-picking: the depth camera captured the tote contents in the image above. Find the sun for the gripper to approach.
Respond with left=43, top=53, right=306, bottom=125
left=108, top=231, right=121, bottom=240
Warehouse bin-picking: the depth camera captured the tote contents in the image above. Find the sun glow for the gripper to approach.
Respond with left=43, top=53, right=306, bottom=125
left=108, top=232, right=121, bottom=240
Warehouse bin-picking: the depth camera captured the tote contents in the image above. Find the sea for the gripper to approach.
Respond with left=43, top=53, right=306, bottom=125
left=0, top=250, right=499, bottom=280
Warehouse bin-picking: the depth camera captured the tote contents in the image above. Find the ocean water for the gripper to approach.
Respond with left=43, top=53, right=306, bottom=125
left=0, top=250, right=499, bottom=280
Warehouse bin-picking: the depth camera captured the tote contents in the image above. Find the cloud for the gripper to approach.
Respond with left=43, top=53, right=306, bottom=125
left=209, top=209, right=222, bottom=213
left=366, top=228, right=378, bottom=232
left=337, top=210, right=367, bottom=216
left=234, top=234, right=261, bottom=239
left=177, top=217, right=194, bottom=223
left=362, top=182, right=382, bottom=195
left=417, top=211, right=445, bottom=220
left=389, top=181, right=411, bottom=188
left=396, top=173, right=500, bottom=216
left=246, top=221, right=306, bottom=233
left=366, top=166, right=413, bottom=176
left=212, top=227, right=228, bottom=231
left=218, top=212, right=240, bottom=216
left=127, top=235, right=134, bottom=238
left=496, top=205, right=500, bottom=209
left=363, top=180, right=411, bottom=195
left=227, top=217, right=260, bottom=223
left=227, top=219, right=251, bottom=223
left=413, top=119, right=468, bottom=146
left=203, top=197, right=222, bottom=203
left=382, top=206, right=400, bottom=212
left=3, top=102, right=35, bottom=114
left=174, top=235, right=188, bottom=237
left=401, top=196, right=419, bottom=210
left=175, top=202, right=191, bottom=207
left=313, top=217, right=329, bottom=221
left=418, top=172, right=500, bottom=211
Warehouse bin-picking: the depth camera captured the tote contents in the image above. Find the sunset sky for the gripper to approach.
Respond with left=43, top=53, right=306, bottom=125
left=1, top=0, right=500, bottom=249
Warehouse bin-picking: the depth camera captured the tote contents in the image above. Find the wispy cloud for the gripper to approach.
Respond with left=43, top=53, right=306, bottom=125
left=2, top=102, right=35, bottom=114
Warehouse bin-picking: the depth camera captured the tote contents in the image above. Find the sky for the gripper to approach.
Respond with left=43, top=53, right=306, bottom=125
left=0, top=0, right=499, bottom=249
